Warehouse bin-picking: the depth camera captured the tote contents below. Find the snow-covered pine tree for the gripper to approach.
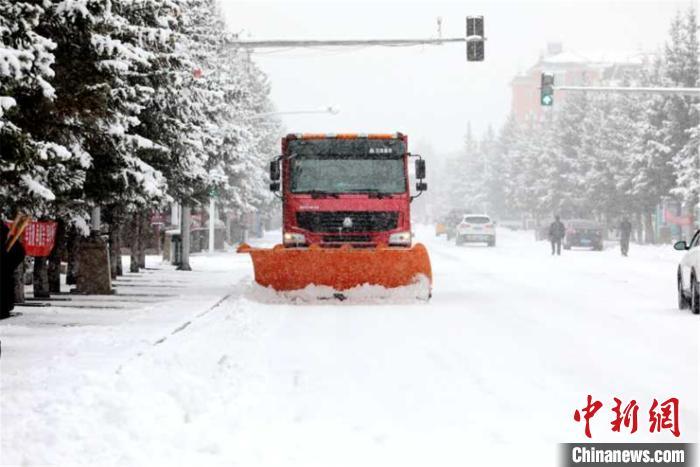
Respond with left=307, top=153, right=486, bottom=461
left=534, top=107, right=569, bottom=218
left=581, top=88, right=637, bottom=224
left=606, top=74, right=645, bottom=224
left=551, top=89, right=589, bottom=218
left=444, top=123, right=484, bottom=213
left=131, top=0, right=222, bottom=211
left=0, top=1, right=89, bottom=219
left=628, top=56, right=673, bottom=243
left=184, top=0, right=279, bottom=216
left=663, top=9, right=699, bottom=210
left=671, top=8, right=700, bottom=212
left=495, top=113, right=523, bottom=220
left=480, top=125, right=507, bottom=219
left=519, top=113, right=552, bottom=221
left=104, top=0, right=186, bottom=271
left=218, top=51, right=280, bottom=216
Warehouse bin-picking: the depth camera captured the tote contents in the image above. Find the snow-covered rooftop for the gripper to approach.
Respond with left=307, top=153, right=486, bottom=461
left=540, top=49, right=651, bottom=67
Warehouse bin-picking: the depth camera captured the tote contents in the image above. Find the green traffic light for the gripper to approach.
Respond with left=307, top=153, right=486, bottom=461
left=540, top=72, right=554, bottom=106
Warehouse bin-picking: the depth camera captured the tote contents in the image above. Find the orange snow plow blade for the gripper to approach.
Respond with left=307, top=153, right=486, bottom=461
left=237, top=243, right=432, bottom=292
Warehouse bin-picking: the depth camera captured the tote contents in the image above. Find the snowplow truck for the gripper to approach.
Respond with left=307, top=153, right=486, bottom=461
left=238, top=132, right=432, bottom=296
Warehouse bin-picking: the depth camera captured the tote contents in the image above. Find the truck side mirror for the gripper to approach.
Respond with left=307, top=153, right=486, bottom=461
left=416, top=182, right=427, bottom=192
left=270, top=159, right=280, bottom=181
left=270, top=181, right=280, bottom=192
left=415, top=159, right=426, bottom=179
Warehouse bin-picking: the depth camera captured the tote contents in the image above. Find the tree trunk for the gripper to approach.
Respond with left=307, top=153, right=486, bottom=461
left=130, top=212, right=141, bottom=273
left=178, top=204, right=192, bottom=271
left=138, top=210, right=148, bottom=269
left=637, top=212, right=643, bottom=243
left=13, top=259, right=26, bottom=304
left=644, top=210, right=655, bottom=245
left=33, top=257, right=50, bottom=298
left=66, top=227, right=79, bottom=285
left=116, top=227, right=123, bottom=276
left=109, top=222, right=120, bottom=279
left=48, top=219, right=65, bottom=293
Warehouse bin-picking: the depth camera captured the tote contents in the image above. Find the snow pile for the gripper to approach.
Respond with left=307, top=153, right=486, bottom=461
left=246, top=274, right=431, bottom=304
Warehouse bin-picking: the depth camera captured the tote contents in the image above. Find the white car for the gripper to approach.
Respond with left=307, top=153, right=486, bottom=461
left=675, top=229, right=700, bottom=314
left=455, top=214, right=496, bottom=247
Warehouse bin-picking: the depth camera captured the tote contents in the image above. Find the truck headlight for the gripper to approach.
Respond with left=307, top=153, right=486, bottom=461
left=388, top=231, right=412, bottom=246
left=283, top=232, right=306, bottom=246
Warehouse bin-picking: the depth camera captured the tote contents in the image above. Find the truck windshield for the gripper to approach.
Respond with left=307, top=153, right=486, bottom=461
left=288, top=139, right=406, bottom=194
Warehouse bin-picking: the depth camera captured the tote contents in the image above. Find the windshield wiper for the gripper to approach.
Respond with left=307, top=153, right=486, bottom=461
left=303, top=190, right=340, bottom=198
left=348, top=189, right=394, bottom=199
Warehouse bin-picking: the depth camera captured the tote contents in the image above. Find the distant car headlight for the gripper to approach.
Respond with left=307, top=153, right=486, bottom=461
left=389, top=231, right=412, bottom=246
left=283, top=232, right=306, bottom=246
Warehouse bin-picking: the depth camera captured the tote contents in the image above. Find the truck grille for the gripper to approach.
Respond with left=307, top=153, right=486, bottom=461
left=297, top=211, right=399, bottom=233
left=322, top=235, right=372, bottom=243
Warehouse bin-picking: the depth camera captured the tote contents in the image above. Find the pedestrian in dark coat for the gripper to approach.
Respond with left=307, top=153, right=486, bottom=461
left=620, top=217, right=632, bottom=256
left=549, top=215, right=566, bottom=256
left=1, top=221, right=26, bottom=319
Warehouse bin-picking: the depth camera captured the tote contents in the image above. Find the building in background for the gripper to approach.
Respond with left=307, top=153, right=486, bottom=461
left=510, top=42, right=648, bottom=124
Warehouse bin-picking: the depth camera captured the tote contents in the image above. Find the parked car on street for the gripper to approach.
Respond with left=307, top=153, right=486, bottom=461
left=675, top=229, right=700, bottom=314
left=440, top=209, right=469, bottom=240
left=563, top=219, right=603, bottom=251
left=435, top=222, right=447, bottom=237
left=456, top=214, right=496, bottom=247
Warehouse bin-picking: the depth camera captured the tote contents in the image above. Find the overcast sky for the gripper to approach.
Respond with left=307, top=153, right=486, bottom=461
left=221, top=0, right=695, bottom=156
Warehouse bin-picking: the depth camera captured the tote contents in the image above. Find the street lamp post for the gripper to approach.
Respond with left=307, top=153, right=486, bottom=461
left=249, top=106, right=340, bottom=119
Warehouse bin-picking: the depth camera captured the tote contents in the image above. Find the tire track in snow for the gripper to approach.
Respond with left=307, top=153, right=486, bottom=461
left=115, top=284, right=244, bottom=375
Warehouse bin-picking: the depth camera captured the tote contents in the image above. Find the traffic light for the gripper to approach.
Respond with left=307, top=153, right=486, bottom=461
left=466, top=16, right=484, bottom=61
left=541, top=72, right=554, bottom=106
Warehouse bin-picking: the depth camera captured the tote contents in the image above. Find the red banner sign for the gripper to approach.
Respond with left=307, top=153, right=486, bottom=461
left=664, top=210, right=694, bottom=226
left=5, top=220, right=57, bottom=257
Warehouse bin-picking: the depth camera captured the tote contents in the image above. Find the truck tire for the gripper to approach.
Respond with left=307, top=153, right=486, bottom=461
left=455, top=235, right=463, bottom=246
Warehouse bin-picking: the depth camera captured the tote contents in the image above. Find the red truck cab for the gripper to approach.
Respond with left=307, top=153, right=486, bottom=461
left=269, top=133, right=427, bottom=248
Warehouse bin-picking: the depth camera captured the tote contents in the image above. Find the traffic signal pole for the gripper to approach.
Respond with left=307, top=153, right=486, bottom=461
left=539, top=71, right=700, bottom=104
left=234, top=38, right=468, bottom=48
left=543, top=79, right=700, bottom=243
left=231, top=17, right=486, bottom=61
left=553, top=85, right=700, bottom=96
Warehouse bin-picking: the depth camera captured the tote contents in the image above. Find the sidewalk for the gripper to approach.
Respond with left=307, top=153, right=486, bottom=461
left=2, top=253, right=240, bottom=366
left=0, top=252, right=246, bottom=465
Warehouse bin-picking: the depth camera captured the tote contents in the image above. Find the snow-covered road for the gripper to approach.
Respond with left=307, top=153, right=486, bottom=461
left=1, top=227, right=698, bottom=466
